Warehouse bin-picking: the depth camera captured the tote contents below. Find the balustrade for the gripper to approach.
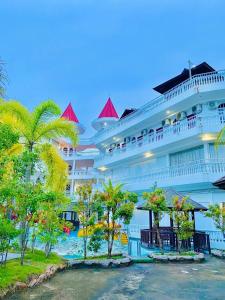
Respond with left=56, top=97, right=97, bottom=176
left=96, top=115, right=223, bottom=164
left=112, top=159, right=225, bottom=186
left=94, top=70, right=225, bottom=142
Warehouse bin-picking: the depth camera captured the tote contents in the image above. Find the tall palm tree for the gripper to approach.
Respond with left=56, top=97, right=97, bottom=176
left=0, top=100, right=78, bottom=151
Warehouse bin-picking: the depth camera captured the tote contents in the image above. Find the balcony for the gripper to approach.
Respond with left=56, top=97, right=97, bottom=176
left=95, top=115, right=224, bottom=167
left=68, top=168, right=99, bottom=180
left=94, top=70, right=225, bottom=144
left=111, top=159, right=225, bottom=191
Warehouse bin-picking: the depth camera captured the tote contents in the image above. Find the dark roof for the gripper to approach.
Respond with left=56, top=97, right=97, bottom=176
left=213, top=176, right=225, bottom=190
left=153, top=62, right=215, bottom=94
left=120, top=108, right=137, bottom=119
left=137, top=189, right=207, bottom=211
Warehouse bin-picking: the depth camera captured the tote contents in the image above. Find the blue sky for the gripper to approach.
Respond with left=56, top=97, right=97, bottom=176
left=1, top=0, right=225, bottom=136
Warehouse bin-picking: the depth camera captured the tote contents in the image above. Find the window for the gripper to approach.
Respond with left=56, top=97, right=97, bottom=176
left=218, top=103, right=225, bottom=124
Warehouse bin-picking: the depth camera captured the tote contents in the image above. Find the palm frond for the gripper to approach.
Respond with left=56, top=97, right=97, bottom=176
left=39, top=143, right=68, bottom=193
left=34, top=118, right=78, bottom=146
left=215, top=126, right=225, bottom=149
left=0, top=113, right=28, bottom=140
left=31, top=100, right=61, bottom=135
left=6, top=143, right=23, bottom=156
left=0, top=100, right=31, bottom=131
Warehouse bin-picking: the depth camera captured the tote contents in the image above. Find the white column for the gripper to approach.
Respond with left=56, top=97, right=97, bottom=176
left=203, top=143, right=210, bottom=161
left=70, top=179, right=74, bottom=197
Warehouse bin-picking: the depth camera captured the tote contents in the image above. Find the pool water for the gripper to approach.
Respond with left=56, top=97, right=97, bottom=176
left=7, top=257, right=225, bottom=300
left=46, top=231, right=129, bottom=259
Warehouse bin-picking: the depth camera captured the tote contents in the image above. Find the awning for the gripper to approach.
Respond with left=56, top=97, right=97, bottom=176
left=153, top=62, right=215, bottom=94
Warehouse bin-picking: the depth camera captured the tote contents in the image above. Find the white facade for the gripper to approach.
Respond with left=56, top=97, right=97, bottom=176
left=91, top=69, right=225, bottom=235
left=59, top=68, right=225, bottom=245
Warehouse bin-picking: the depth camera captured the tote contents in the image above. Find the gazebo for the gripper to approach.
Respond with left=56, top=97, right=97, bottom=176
left=137, top=189, right=210, bottom=253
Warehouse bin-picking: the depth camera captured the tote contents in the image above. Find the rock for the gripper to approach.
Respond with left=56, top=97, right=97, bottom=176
left=15, top=282, right=28, bottom=290
left=28, top=279, right=39, bottom=288
left=68, top=260, right=84, bottom=267
left=211, top=249, right=225, bottom=259
left=148, top=252, right=205, bottom=263
left=99, top=260, right=111, bottom=267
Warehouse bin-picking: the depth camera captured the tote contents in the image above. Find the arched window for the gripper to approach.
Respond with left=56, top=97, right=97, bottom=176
left=63, top=147, right=68, bottom=155
left=218, top=103, right=225, bottom=124
left=148, top=129, right=154, bottom=143
left=131, top=137, right=136, bottom=144
left=187, top=114, right=196, bottom=129
left=69, top=148, right=73, bottom=156
left=156, top=127, right=163, bottom=141
left=173, top=119, right=180, bottom=134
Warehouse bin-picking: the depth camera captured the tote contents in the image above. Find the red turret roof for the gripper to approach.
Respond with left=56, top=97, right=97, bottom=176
left=98, top=97, right=119, bottom=119
left=61, top=103, right=79, bottom=123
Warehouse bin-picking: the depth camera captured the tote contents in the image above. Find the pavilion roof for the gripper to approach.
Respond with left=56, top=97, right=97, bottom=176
left=61, top=103, right=79, bottom=123
left=137, top=189, right=207, bottom=211
left=120, top=108, right=137, bottom=119
left=98, top=97, right=119, bottom=118
left=153, top=62, right=215, bottom=94
left=213, top=176, right=225, bottom=190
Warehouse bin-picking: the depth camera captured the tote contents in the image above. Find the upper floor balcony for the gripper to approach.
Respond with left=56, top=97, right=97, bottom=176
left=94, top=70, right=225, bottom=145
left=68, top=168, right=101, bottom=180
left=111, top=159, right=225, bottom=192
left=95, top=114, right=224, bottom=167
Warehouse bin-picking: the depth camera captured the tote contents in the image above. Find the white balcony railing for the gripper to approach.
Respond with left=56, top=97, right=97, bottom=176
left=111, top=159, right=225, bottom=189
left=68, top=168, right=100, bottom=179
left=94, top=70, right=225, bottom=143
left=95, top=115, right=224, bottom=166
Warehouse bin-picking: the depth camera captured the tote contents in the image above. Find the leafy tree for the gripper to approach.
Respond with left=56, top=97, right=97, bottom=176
left=37, top=193, right=72, bottom=257
left=97, top=180, right=138, bottom=258
left=0, top=216, right=19, bottom=266
left=171, top=196, right=194, bottom=253
left=0, top=100, right=78, bottom=183
left=143, top=188, right=168, bottom=253
left=87, top=227, right=104, bottom=254
left=205, top=203, right=225, bottom=236
left=74, top=184, right=99, bottom=259
left=0, top=100, right=78, bottom=262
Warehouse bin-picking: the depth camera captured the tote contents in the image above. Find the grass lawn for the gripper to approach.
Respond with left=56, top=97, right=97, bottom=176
left=0, top=250, right=64, bottom=291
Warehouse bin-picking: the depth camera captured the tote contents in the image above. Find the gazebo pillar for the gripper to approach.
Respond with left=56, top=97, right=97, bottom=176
left=149, top=210, right=153, bottom=244
left=191, top=210, right=196, bottom=231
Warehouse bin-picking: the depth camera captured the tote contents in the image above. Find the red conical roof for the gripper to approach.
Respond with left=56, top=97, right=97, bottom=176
left=98, top=97, right=119, bottom=119
left=61, top=103, right=79, bottom=123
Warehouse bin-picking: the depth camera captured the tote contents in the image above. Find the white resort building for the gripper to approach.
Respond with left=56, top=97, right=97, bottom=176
left=59, top=62, right=225, bottom=248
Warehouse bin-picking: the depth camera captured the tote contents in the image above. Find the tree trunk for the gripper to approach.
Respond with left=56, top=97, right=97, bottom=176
left=31, top=228, right=37, bottom=253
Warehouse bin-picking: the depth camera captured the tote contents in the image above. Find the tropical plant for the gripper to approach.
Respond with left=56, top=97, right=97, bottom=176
left=0, top=100, right=78, bottom=184
left=0, top=216, right=19, bottom=266
left=205, top=203, right=225, bottom=237
left=0, top=100, right=78, bottom=261
left=97, top=180, right=138, bottom=258
left=37, top=192, right=72, bottom=257
left=171, top=196, right=194, bottom=253
left=74, top=184, right=99, bottom=259
left=143, top=188, right=168, bottom=253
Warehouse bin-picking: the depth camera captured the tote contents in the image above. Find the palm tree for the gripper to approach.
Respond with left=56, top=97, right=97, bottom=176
left=0, top=100, right=78, bottom=263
